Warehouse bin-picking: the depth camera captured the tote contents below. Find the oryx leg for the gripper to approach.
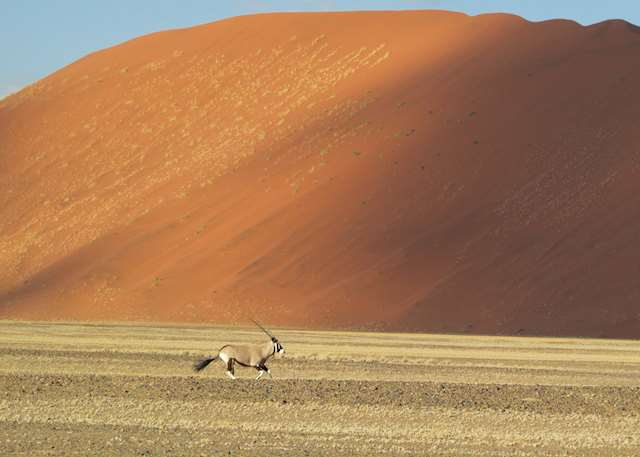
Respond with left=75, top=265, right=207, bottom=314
left=254, top=363, right=270, bottom=380
left=226, top=359, right=236, bottom=380
left=258, top=363, right=272, bottom=379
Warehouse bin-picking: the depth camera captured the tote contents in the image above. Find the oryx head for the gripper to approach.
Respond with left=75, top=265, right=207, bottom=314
left=252, top=319, right=285, bottom=354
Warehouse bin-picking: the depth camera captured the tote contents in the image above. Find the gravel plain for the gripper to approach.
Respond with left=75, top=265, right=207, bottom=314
left=1, top=321, right=639, bottom=456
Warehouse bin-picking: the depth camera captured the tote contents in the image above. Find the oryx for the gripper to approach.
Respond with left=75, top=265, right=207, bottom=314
left=193, top=320, right=284, bottom=380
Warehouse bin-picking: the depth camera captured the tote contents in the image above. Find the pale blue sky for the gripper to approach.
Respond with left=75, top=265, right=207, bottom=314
left=1, top=1, right=639, bottom=99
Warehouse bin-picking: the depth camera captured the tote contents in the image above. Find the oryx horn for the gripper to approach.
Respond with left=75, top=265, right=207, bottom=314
left=251, top=319, right=275, bottom=339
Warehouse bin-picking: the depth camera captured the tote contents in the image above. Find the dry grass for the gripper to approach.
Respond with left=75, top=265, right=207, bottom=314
left=1, top=320, right=639, bottom=456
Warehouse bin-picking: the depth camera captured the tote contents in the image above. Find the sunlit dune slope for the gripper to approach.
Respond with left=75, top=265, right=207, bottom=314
left=2, top=11, right=640, bottom=337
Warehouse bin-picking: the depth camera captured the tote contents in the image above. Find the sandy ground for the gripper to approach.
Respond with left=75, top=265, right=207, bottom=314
left=4, top=11, right=640, bottom=337
left=1, top=321, right=639, bottom=456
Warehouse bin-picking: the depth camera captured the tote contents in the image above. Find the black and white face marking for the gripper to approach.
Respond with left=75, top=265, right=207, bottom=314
left=272, top=337, right=285, bottom=354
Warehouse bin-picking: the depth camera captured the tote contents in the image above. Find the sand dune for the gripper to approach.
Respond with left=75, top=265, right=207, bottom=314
left=1, top=11, right=640, bottom=337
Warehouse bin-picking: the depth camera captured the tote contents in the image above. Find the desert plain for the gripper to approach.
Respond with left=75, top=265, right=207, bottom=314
left=1, top=320, right=639, bottom=456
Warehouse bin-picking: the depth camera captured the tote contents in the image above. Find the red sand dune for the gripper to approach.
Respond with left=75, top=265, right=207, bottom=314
left=1, top=11, right=640, bottom=337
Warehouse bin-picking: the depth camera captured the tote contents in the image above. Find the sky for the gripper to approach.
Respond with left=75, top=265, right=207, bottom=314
left=2, top=0, right=639, bottom=99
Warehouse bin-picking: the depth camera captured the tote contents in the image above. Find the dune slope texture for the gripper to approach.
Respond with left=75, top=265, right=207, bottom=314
left=1, top=11, right=640, bottom=337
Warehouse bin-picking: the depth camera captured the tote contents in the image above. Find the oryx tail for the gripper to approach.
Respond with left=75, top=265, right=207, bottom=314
left=193, top=355, right=218, bottom=372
